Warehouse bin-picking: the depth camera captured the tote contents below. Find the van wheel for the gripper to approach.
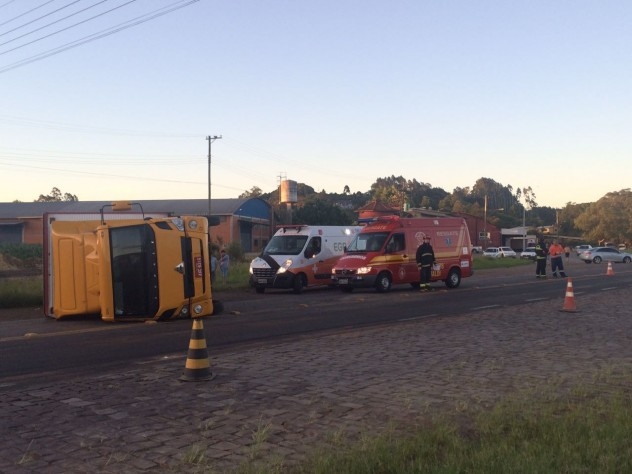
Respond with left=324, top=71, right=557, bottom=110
left=255, top=286, right=265, bottom=294
left=375, top=272, right=392, bottom=293
left=445, top=268, right=461, bottom=288
left=292, top=274, right=306, bottom=294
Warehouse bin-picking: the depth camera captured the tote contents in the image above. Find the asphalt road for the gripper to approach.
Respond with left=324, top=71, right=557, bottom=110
left=1, top=257, right=630, bottom=383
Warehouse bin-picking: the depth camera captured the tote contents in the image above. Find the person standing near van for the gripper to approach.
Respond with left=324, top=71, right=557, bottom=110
left=548, top=240, right=567, bottom=278
left=219, top=249, right=230, bottom=282
left=535, top=239, right=548, bottom=279
left=416, top=236, right=435, bottom=291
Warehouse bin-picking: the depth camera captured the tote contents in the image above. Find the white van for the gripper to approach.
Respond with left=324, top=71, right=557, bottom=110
left=249, top=225, right=361, bottom=293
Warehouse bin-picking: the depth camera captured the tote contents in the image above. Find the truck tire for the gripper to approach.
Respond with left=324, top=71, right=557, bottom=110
left=375, top=272, right=392, bottom=293
left=445, top=268, right=461, bottom=288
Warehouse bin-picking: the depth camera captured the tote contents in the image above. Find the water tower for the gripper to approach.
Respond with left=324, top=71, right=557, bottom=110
left=279, top=179, right=298, bottom=224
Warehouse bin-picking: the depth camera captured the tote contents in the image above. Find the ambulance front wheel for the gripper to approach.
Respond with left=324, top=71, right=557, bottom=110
left=375, top=272, right=392, bottom=293
left=292, top=273, right=306, bottom=294
left=445, top=268, right=461, bottom=288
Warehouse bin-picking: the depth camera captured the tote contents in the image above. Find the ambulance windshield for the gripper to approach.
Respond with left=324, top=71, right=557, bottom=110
left=346, top=232, right=389, bottom=252
left=263, top=235, right=309, bottom=256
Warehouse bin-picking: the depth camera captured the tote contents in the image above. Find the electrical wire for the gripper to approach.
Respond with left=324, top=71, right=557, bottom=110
left=0, top=0, right=57, bottom=29
left=0, top=0, right=199, bottom=73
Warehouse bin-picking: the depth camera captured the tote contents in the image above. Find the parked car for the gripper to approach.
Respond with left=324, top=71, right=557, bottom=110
left=483, top=247, right=517, bottom=258
left=472, top=246, right=483, bottom=254
left=578, top=247, right=632, bottom=264
left=575, top=244, right=592, bottom=255
left=519, top=248, right=537, bottom=260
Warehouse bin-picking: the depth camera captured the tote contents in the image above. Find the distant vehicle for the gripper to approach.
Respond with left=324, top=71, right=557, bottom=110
left=575, top=244, right=592, bottom=255
left=472, top=246, right=483, bottom=254
left=483, top=247, right=517, bottom=258
left=578, top=247, right=632, bottom=264
left=619, top=244, right=627, bottom=251
left=520, top=248, right=537, bottom=260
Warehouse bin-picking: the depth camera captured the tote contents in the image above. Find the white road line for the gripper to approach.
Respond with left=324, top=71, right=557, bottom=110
left=472, top=305, right=502, bottom=310
left=398, top=314, right=439, bottom=322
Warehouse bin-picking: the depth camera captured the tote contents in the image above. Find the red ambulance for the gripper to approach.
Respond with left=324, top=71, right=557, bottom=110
left=331, top=216, right=474, bottom=292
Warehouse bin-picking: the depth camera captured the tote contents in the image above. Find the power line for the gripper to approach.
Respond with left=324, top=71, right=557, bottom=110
left=0, top=1, right=136, bottom=53
left=0, top=0, right=57, bottom=29
left=0, top=0, right=199, bottom=74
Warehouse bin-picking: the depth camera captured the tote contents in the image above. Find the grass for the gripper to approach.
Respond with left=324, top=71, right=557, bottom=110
left=245, top=387, right=632, bottom=474
left=472, top=254, right=534, bottom=270
left=0, top=276, right=43, bottom=308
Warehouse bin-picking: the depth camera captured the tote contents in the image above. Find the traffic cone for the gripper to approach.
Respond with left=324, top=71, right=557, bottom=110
left=606, top=261, right=614, bottom=276
left=560, top=278, right=579, bottom=313
left=180, top=318, right=215, bottom=382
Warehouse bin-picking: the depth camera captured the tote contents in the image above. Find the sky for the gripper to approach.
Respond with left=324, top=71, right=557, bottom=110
left=1, top=0, right=631, bottom=209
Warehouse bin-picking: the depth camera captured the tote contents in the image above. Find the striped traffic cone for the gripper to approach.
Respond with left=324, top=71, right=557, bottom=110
left=180, top=318, right=215, bottom=382
left=606, top=261, right=615, bottom=276
left=560, top=278, right=579, bottom=313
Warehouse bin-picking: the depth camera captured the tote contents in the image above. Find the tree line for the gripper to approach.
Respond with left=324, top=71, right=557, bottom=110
left=240, top=177, right=632, bottom=245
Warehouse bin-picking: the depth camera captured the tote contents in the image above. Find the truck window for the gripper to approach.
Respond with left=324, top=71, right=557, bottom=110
left=111, top=225, right=159, bottom=317
left=347, top=232, right=389, bottom=252
left=305, top=237, right=321, bottom=258
left=263, top=235, right=309, bottom=256
left=386, top=233, right=405, bottom=252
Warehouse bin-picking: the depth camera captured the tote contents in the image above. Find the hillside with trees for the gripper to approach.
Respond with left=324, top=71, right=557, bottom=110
left=240, top=177, right=632, bottom=246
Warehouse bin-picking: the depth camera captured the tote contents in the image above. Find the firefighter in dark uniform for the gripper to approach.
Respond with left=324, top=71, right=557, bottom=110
left=416, top=235, right=435, bottom=291
left=535, top=239, right=548, bottom=279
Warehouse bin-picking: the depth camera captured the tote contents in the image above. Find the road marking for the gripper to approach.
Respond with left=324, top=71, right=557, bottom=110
left=525, top=298, right=547, bottom=302
left=472, top=305, right=502, bottom=310
left=398, top=314, right=439, bottom=322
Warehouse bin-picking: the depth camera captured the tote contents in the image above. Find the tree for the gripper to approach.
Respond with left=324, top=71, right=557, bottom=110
left=35, top=187, right=78, bottom=202
left=574, top=189, right=632, bottom=244
left=293, top=198, right=354, bottom=225
left=239, top=186, right=263, bottom=198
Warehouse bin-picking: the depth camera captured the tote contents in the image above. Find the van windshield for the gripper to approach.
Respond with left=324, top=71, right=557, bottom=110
left=346, top=232, right=389, bottom=252
left=263, top=235, right=308, bottom=256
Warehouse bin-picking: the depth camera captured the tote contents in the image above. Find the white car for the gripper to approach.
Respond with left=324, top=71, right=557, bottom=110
left=575, top=244, right=592, bottom=255
left=483, top=247, right=517, bottom=258
left=520, top=248, right=537, bottom=260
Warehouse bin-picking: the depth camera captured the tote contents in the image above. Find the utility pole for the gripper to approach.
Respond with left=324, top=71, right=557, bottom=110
left=206, top=135, right=222, bottom=216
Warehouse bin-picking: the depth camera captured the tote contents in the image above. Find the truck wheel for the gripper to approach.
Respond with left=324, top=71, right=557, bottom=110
left=375, top=272, right=392, bottom=293
left=445, top=268, right=461, bottom=288
left=292, top=274, right=306, bottom=294
left=255, top=286, right=265, bottom=294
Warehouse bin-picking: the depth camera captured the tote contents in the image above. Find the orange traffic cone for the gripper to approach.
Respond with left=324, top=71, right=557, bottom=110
left=560, top=278, right=579, bottom=313
left=606, top=261, right=614, bottom=276
left=180, top=318, right=215, bottom=382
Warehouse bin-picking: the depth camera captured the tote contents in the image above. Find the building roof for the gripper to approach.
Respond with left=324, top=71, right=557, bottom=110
left=0, top=198, right=271, bottom=220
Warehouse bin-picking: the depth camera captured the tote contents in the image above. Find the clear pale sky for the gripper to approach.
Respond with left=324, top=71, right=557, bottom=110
left=1, top=1, right=630, bottom=208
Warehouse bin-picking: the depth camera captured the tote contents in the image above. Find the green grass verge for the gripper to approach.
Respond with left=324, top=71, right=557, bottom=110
left=0, top=277, right=43, bottom=308
left=233, top=387, right=632, bottom=474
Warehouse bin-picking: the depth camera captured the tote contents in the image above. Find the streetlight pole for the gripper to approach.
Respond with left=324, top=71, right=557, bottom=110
left=483, top=195, right=487, bottom=249
left=206, top=135, right=222, bottom=217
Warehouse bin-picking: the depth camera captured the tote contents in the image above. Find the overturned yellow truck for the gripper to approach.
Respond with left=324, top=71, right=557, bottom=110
left=44, top=202, right=214, bottom=322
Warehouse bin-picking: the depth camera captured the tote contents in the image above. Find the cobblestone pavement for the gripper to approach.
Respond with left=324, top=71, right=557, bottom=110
left=1, top=287, right=631, bottom=473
